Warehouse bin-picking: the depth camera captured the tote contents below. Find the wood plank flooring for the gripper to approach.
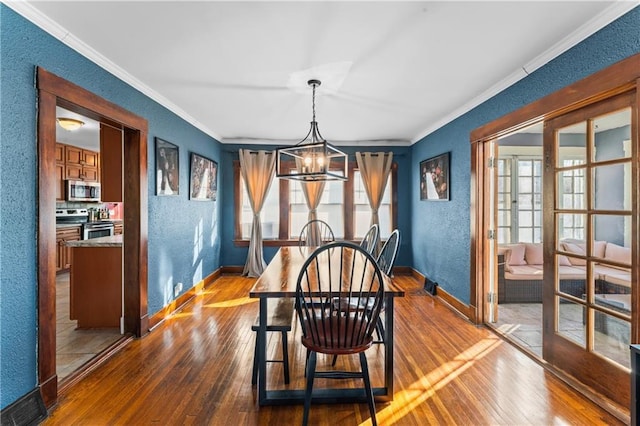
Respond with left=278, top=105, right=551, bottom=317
left=43, top=274, right=624, bottom=425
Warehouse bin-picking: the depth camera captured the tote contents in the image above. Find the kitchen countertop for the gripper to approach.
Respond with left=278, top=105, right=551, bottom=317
left=65, top=234, right=123, bottom=247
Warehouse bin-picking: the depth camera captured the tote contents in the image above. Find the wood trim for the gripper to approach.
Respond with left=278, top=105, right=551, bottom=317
left=411, top=269, right=476, bottom=321
left=37, top=89, right=58, bottom=407
left=471, top=53, right=640, bottom=143
left=148, top=268, right=224, bottom=329
left=37, top=67, right=148, bottom=408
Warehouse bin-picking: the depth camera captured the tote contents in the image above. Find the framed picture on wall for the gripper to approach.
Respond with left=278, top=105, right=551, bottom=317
left=189, top=152, right=218, bottom=201
left=420, top=152, right=449, bottom=201
left=155, top=138, right=180, bottom=196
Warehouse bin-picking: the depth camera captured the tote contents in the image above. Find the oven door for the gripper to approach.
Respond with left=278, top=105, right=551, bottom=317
left=83, top=224, right=115, bottom=240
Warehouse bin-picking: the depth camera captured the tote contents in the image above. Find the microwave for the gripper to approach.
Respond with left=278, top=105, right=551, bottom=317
left=66, top=180, right=101, bottom=202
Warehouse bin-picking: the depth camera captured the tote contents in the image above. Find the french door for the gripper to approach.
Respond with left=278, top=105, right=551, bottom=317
left=542, top=92, right=637, bottom=406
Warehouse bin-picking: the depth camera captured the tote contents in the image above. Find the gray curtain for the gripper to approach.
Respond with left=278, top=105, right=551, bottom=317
left=239, top=149, right=276, bottom=277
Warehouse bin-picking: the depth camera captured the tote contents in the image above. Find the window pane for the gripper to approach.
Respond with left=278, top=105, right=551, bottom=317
left=557, top=121, right=587, bottom=166
left=353, top=171, right=392, bottom=239
left=289, top=179, right=344, bottom=239
left=240, top=179, right=279, bottom=239
left=593, top=108, right=631, bottom=163
left=593, top=163, right=627, bottom=211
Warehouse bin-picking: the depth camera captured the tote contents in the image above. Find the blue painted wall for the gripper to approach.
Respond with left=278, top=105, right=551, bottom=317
left=219, top=144, right=413, bottom=268
left=411, top=6, right=640, bottom=303
left=0, top=6, right=221, bottom=408
left=2, top=1, right=639, bottom=413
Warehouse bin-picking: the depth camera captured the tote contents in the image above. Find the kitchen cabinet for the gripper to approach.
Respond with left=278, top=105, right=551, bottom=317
left=56, top=226, right=81, bottom=273
left=67, top=238, right=122, bottom=328
left=55, top=143, right=100, bottom=200
left=100, top=124, right=123, bottom=202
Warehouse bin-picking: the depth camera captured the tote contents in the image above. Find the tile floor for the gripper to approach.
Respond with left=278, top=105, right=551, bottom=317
left=493, top=302, right=630, bottom=368
left=56, top=272, right=122, bottom=380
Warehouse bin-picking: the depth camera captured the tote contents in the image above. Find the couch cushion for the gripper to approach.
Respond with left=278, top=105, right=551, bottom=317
left=504, top=264, right=543, bottom=280
left=504, top=244, right=526, bottom=267
left=604, top=242, right=631, bottom=265
left=562, top=242, right=586, bottom=265
left=525, top=243, right=543, bottom=265
left=558, top=254, right=572, bottom=266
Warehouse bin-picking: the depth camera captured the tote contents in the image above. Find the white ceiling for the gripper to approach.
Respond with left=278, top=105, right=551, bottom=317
left=13, top=1, right=638, bottom=147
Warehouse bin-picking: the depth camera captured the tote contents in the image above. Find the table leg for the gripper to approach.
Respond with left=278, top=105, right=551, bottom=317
left=384, top=295, right=394, bottom=396
left=258, top=298, right=268, bottom=405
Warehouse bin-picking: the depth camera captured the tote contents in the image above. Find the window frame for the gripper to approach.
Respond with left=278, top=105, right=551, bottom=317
left=233, top=159, right=397, bottom=246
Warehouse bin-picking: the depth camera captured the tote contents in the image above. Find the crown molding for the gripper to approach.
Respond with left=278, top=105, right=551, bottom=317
left=411, top=1, right=640, bottom=144
left=4, top=0, right=223, bottom=142
left=221, top=137, right=412, bottom=147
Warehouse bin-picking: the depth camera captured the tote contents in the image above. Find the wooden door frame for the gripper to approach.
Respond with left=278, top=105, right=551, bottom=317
left=471, top=53, right=640, bottom=325
left=37, top=68, right=149, bottom=408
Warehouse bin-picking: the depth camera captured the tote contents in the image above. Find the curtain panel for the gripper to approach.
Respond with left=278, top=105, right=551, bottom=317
left=239, top=149, right=276, bottom=277
left=355, top=151, right=393, bottom=228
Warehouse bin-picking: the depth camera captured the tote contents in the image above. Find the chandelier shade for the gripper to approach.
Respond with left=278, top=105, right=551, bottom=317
left=276, top=80, right=348, bottom=182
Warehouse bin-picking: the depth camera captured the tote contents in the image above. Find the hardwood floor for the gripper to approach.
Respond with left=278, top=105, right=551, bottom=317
left=44, top=274, right=625, bottom=425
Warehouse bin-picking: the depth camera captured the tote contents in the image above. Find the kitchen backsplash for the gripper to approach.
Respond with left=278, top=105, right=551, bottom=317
left=56, top=201, right=123, bottom=219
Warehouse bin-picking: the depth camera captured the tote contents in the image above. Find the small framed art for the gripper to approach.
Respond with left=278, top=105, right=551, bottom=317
left=420, top=152, right=449, bottom=201
left=155, top=138, right=179, bottom=196
left=189, top=152, right=218, bottom=201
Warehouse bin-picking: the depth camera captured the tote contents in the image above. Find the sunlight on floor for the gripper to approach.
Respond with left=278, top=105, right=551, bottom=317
left=205, top=297, right=258, bottom=308
left=371, top=335, right=503, bottom=425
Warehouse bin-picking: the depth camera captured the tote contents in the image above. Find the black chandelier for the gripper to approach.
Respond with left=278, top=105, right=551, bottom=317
left=275, top=79, right=348, bottom=182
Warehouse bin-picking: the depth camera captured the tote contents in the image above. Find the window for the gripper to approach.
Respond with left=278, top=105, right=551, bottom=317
left=290, top=179, right=344, bottom=239
left=496, top=157, right=542, bottom=243
left=353, top=171, right=392, bottom=239
left=239, top=178, right=279, bottom=239
left=234, top=161, right=397, bottom=245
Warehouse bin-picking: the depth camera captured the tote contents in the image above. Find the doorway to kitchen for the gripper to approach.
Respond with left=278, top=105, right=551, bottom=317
left=37, top=67, right=149, bottom=408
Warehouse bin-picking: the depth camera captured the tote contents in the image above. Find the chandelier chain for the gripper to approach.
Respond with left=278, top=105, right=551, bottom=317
left=312, top=82, right=316, bottom=123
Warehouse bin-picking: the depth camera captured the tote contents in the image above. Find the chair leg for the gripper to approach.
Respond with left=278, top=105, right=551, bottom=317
left=331, top=354, right=338, bottom=366
left=375, top=317, right=385, bottom=344
left=251, top=331, right=259, bottom=385
left=281, top=330, right=290, bottom=384
left=303, top=351, right=317, bottom=426
left=359, top=352, right=377, bottom=426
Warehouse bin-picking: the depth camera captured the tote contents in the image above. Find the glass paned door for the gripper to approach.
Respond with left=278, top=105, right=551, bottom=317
left=543, top=93, right=635, bottom=407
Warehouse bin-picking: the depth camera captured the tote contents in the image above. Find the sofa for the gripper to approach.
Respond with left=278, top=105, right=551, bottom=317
left=498, top=241, right=631, bottom=304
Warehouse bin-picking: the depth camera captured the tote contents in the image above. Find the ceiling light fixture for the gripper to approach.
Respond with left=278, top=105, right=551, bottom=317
left=276, top=79, right=348, bottom=182
left=57, top=117, right=85, bottom=131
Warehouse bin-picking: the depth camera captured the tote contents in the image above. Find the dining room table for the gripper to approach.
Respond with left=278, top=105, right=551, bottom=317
left=249, top=245, right=405, bottom=406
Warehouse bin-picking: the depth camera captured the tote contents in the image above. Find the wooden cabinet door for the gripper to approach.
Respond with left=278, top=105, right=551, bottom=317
left=56, top=227, right=81, bottom=273
left=56, top=163, right=65, bottom=201
left=65, top=145, right=82, bottom=165
left=56, top=237, right=66, bottom=272
left=65, top=164, right=83, bottom=180
left=100, top=124, right=123, bottom=202
left=55, top=143, right=64, bottom=163
left=83, top=167, right=99, bottom=182
left=83, top=150, right=99, bottom=168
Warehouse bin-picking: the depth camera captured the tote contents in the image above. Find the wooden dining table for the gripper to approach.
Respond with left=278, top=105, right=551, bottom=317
left=249, top=246, right=405, bottom=406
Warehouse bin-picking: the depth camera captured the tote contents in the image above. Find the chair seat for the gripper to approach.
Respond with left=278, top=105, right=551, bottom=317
left=300, top=315, right=374, bottom=355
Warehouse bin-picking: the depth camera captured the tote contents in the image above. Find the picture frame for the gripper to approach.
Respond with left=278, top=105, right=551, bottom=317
left=420, top=152, right=449, bottom=201
left=155, top=138, right=180, bottom=196
left=189, top=152, right=218, bottom=201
